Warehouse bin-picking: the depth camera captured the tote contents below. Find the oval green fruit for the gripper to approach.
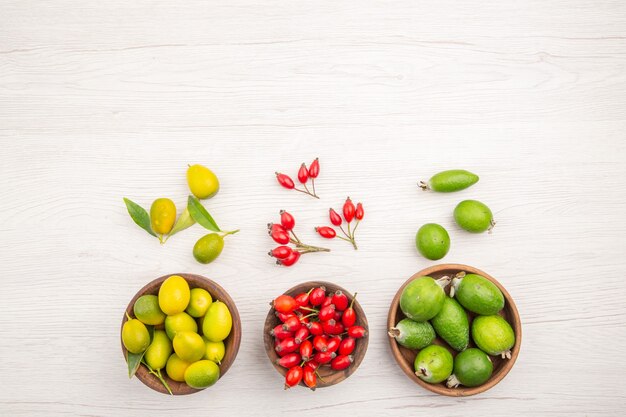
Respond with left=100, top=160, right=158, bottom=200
left=158, top=275, right=190, bottom=315
left=164, top=312, right=198, bottom=340
left=144, top=330, right=172, bottom=370
left=388, top=318, right=435, bottom=349
left=416, top=223, right=450, bottom=260
left=122, top=318, right=150, bottom=354
left=453, top=200, right=494, bottom=233
left=452, top=273, right=504, bottom=315
left=173, top=331, right=206, bottom=362
left=133, top=294, right=166, bottom=325
left=430, top=297, right=469, bottom=351
left=184, top=360, right=220, bottom=389
left=203, top=301, right=233, bottom=342
left=187, top=164, right=220, bottom=200
left=204, top=339, right=225, bottom=364
left=193, top=233, right=224, bottom=264
left=414, top=344, right=454, bottom=384
left=150, top=198, right=177, bottom=235
left=420, top=169, right=479, bottom=192
left=399, top=276, right=448, bottom=322
left=186, top=288, right=213, bottom=318
left=166, top=353, right=192, bottom=382
left=472, top=315, right=515, bottom=358
left=447, top=348, right=493, bottom=388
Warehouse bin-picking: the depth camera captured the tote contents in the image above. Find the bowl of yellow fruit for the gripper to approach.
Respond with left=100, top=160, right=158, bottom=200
left=121, top=273, right=241, bottom=395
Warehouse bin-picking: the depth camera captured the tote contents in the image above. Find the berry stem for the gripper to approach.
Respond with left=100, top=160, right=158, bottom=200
left=293, top=187, right=320, bottom=199
left=290, top=229, right=302, bottom=244
left=290, top=239, right=330, bottom=252
left=351, top=220, right=360, bottom=238
left=311, top=178, right=316, bottom=196
left=221, top=229, right=240, bottom=236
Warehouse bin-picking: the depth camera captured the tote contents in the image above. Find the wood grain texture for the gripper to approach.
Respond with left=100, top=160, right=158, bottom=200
left=1, top=0, right=626, bottom=416
left=387, top=264, right=521, bottom=397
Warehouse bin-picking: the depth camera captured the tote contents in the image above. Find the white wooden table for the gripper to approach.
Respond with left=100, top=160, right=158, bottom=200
left=2, top=1, right=626, bottom=416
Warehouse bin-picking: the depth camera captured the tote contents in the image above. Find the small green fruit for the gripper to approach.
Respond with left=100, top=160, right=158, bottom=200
left=184, top=360, right=220, bottom=389
left=187, top=164, right=220, bottom=200
left=447, top=348, right=493, bottom=388
left=144, top=330, right=172, bottom=370
left=122, top=318, right=151, bottom=354
left=416, top=223, right=450, bottom=260
left=193, top=233, right=224, bottom=264
left=454, top=200, right=494, bottom=233
left=133, top=294, right=166, bottom=325
left=414, top=345, right=454, bottom=384
left=203, top=339, right=225, bottom=364
left=472, top=315, right=515, bottom=358
left=452, top=273, right=504, bottom=315
left=399, top=276, right=449, bottom=322
left=430, top=297, right=469, bottom=351
left=203, top=301, right=233, bottom=342
left=164, top=312, right=198, bottom=340
left=186, top=288, right=213, bottom=318
left=419, top=169, right=479, bottom=192
left=388, top=318, right=435, bottom=349
left=173, top=331, right=206, bottom=362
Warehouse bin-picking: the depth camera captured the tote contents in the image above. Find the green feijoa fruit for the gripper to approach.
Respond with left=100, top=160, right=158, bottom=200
left=447, top=348, right=493, bottom=388
left=451, top=273, right=504, bottom=315
left=122, top=318, right=151, bottom=354
left=414, top=344, right=454, bottom=384
left=416, top=223, right=450, bottom=261
left=184, top=360, right=220, bottom=389
left=144, top=330, right=172, bottom=370
left=472, top=315, right=515, bottom=358
left=430, top=297, right=469, bottom=351
left=388, top=318, right=436, bottom=349
left=133, top=294, right=166, bottom=325
left=193, top=233, right=224, bottom=264
left=419, top=169, right=479, bottom=192
left=400, top=276, right=449, bottom=322
left=453, top=200, right=494, bottom=233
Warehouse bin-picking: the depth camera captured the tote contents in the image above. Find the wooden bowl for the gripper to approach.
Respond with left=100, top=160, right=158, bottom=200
left=263, top=281, right=369, bottom=388
left=387, top=264, right=521, bottom=396
left=121, top=273, right=242, bottom=395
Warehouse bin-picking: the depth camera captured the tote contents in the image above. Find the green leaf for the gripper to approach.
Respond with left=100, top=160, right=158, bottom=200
left=187, top=195, right=221, bottom=232
left=126, top=325, right=154, bottom=378
left=166, top=207, right=195, bottom=240
left=123, top=198, right=157, bottom=237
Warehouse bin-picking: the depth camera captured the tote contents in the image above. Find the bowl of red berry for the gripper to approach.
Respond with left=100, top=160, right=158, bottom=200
left=263, top=281, right=369, bottom=389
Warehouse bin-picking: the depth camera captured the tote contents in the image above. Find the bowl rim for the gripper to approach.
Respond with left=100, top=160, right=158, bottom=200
left=387, top=263, right=522, bottom=397
left=120, top=273, right=242, bottom=395
left=263, top=280, right=369, bottom=388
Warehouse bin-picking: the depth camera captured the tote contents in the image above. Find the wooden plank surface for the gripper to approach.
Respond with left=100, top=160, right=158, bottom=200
left=1, top=1, right=625, bottom=416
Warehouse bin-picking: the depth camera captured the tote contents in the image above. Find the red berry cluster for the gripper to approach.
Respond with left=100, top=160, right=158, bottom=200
left=270, top=287, right=367, bottom=390
left=268, top=210, right=330, bottom=266
left=275, top=157, right=320, bottom=199
left=316, top=197, right=364, bottom=250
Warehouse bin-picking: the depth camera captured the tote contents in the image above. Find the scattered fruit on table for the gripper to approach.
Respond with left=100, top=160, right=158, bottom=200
left=122, top=275, right=234, bottom=394
left=122, top=164, right=239, bottom=263
left=389, top=270, right=516, bottom=390
left=275, top=157, right=320, bottom=199
left=454, top=199, right=495, bottom=233
left=267, top=210, right=330, bottom=267
left=269, top=286, right=366, bottom=390
left=415, top=223, right=450, bottom=260
left=316, top=197, right=364, bottom=250
left=187, top=164, right=219, bottom=199
left=418, top=169, right=479, bottom=192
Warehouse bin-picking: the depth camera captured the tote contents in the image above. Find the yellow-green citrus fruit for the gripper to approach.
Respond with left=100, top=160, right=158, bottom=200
left=186, top=288, right=213, bottom=318
left=193, top=233, right=224, bottom=264
left=184, top=360, right=220, bottom=389
left=133, top=294, right=166, bottom=325
left=164, top=312, right=198, bottom=340
left=158, top=275, right=190, bottom=315
left=144, top=330, right=172, bottom=370
left=202, top=301, right=233, bottom=342
left=173, top=331, right=205, bottom=362
left=166, top=353, right=192, bottom=382
left=122, top=318, right=150, bottom=354
left=187, top=164, right=220, bottom=200
left=150, top=198, right=177, bottom=235
left=203, top=339, right=225, bottom=364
